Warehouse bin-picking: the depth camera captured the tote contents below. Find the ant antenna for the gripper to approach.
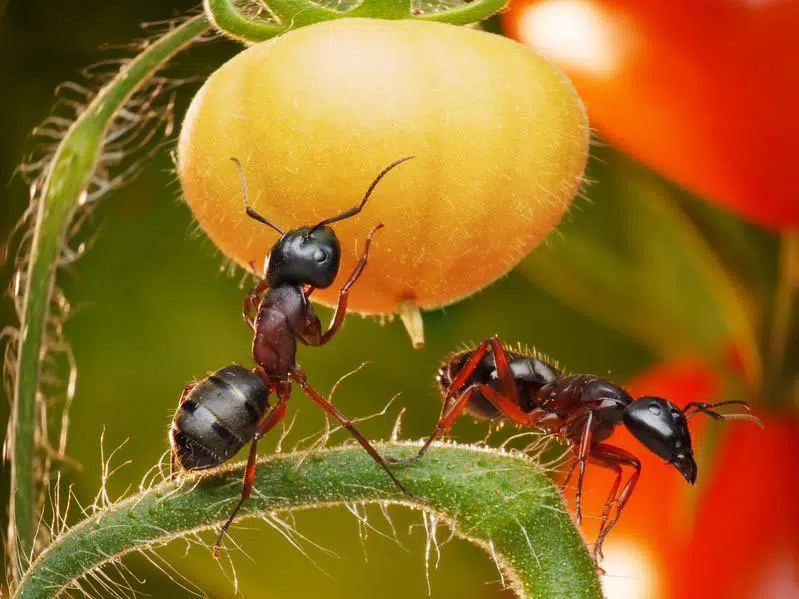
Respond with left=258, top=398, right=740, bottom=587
left=311, top=155, right=415, bottom=230
left=231, top=157, right=285, bottom=235
left=682, top=400, right=764, bottom=428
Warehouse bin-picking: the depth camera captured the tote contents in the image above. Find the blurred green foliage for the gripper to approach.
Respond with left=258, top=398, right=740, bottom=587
left=0, top=2, right=784, bottom=597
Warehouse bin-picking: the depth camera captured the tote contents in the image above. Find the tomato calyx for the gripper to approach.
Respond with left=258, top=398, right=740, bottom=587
left=205, top=0, right=510, bottom=44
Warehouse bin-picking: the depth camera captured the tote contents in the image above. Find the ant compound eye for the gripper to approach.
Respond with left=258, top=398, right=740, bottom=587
left=648, top=402, right=662, bottom=416
left=313, top=249, right=328, bottom=263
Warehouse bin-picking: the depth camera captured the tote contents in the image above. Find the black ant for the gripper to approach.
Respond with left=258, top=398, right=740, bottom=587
left=170, top=156, right=415, bottom=556
left=393, top=336, right=762, bottom=561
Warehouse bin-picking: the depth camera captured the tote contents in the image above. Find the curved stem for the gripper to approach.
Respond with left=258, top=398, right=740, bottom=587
left=7, top=14, right=210, bottom=586
left=206, top=0, right=509, bottom=44
left=15, top=444, right=602, bottom=599
left=204, top=0, right=285, bottom=43
left=413, top=0, right=507, bottom=25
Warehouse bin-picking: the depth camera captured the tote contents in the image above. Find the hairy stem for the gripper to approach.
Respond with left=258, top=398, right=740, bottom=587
left=7, top=14, right=210, bottom=585
left=15, top=444, right=602, bottom=599
left=205, top=0, right=509, bottom=43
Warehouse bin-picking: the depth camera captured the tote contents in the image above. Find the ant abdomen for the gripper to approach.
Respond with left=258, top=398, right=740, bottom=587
left=171, top=365, right=268, bottom=471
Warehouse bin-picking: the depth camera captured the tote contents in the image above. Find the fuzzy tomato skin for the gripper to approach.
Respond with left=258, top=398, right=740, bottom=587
left=178, top=18, right=589, bottom=314
left=503, top=0, right=799, bottom=230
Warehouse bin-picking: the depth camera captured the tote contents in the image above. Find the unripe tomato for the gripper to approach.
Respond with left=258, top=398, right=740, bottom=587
left=178, top=18, right=589, bottom=317
left=503, top=0, right=799, bottom=229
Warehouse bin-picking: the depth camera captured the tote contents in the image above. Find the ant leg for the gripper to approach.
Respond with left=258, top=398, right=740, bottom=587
left=585, top=458, right=623, bottom=562
left=473, top=387, right=595, bottom=525
left=485, top=336, right=522, bottom=407
left=213, top=438, right=260, bottom=558
left=289, top=366, right=418, bottom=500
left=213, top=385, right=289, bottom=557
left=169, top=383, right=196, bottom=480
left=319, top=224, right=384, bottom=345
left=396, top=337, right=521, bottom=464
left=243, top=280, right=268, bottom=332
left=572, top=410, right=595, bottom=526
left=587, top=444, right=641, bottom=561
left=392, top=338, right=495, bottom=463
left=398, top=384, right=482, bottom=464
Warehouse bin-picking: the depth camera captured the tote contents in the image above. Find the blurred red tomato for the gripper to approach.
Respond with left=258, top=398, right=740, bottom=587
left=503, top=0, right=799, bottom=229
left=678, top=414, right=799, bottom=599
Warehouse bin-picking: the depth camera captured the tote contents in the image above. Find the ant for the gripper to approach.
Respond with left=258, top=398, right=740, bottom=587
left=170, top=156, right=415, bottom=556
left=393, top=336, right=762, bottom=561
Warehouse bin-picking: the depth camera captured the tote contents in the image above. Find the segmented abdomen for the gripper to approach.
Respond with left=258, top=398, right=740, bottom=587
left=171, top=365, right=268, bottom=470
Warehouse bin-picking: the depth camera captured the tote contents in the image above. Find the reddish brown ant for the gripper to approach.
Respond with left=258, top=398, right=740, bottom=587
left=170, top=156, right=415, bottom=556
left=393, top=336, right=762, bottom=561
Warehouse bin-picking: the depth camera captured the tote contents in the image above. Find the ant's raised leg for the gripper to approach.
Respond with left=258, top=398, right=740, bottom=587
left=213, top=384, right=289, bottom=557
left=588, top=444, right=640, bottom=561
left=319, top=223, right=384, bottom=345
left=289, top=366, right=418, bottom=500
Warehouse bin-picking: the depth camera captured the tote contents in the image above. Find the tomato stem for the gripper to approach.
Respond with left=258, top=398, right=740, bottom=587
left=205, top=0, right=510, bottom=44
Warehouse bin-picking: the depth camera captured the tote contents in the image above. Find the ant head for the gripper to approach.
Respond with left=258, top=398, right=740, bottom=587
left=231, top=155, right=414, bottom=288
left=265, top=225, right=340, bottom=288
left=623, top=396, right=697, bottom=484
left=623, top=396, right=762, bottom=485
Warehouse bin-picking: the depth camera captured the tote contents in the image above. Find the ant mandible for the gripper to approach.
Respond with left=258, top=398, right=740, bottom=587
left=394, top=336, right=762, bottom=561
left=170, top=156, right=415, bottom=556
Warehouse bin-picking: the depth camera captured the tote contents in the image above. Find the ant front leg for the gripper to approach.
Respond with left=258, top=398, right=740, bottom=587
left=319, top=224, right=383, bottom=345
left=213, top=382, right=290, bottom=557
left=288, top=365, right=419, bottom=500
left=587, top=444, right=640, bottom=561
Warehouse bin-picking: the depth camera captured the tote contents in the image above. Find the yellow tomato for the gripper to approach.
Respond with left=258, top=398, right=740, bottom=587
left=178, top=18, right=588, bottom=316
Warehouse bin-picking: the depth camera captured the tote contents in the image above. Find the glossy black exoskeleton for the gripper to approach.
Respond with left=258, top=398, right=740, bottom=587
left=170, top=156, right=415, bottom=556
left=399, top=336, right=762, bottom=561
left=171, top=365, right=267, bottom=470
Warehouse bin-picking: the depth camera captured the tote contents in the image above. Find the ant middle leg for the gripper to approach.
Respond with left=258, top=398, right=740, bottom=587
left=289, top=365, right=418, bottom=500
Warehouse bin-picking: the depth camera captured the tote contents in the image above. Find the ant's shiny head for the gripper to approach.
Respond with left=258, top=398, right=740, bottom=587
left=623, top=396, right=697, bottom=483
left=265, top=226, right=340, bottom=288
left=231, top=155, right=413, bottom=288
left=623, top=397, right=762, bottom=485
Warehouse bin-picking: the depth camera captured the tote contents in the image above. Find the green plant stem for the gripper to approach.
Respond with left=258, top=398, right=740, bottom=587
left=205, top=0, right=509, bottom=43
left=14, top=444, right=602, bottom=599
left=204, top=0, right=284, bottom=43
left=7, top=14, right=210, bottom=585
